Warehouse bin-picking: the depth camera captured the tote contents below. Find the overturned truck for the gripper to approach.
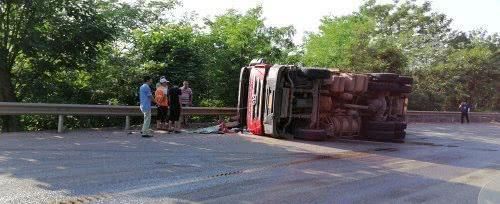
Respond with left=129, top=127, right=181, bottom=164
left=237, top=59, right=413, bottom=141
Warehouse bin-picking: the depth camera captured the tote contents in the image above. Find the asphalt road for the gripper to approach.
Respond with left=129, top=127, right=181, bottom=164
left=1, top=123, right=499, bottom=204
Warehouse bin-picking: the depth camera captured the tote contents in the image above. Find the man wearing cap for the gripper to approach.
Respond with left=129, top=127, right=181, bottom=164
left=139, top=76, right=154, bottom=137
left=155, top=77, right=169, bottom=130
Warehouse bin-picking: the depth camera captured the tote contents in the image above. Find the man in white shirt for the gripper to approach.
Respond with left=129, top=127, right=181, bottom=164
left=180, top=81, right=193, bottom=125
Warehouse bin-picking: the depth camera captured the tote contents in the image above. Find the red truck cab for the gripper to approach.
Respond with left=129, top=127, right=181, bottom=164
left=245, top=60, right=271, bottom=135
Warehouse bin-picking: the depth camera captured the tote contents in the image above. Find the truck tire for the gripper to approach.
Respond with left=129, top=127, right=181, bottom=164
left=294, top=128, right=328, bottom=141
left=397, top=76, right=413, bottom=85
left=299, top=68, right=332, bottom=79
left=369, top=73, right=399, bottom=82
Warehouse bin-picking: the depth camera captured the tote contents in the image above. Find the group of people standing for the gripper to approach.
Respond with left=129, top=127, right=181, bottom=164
left=139, top=76, right=193, bottom=138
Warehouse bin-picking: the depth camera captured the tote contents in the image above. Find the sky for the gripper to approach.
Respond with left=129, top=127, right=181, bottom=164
left=155, top=0, right=500, bottom=43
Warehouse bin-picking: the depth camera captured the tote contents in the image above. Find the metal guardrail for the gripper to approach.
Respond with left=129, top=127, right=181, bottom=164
left=0, top=102, right=237, bottom=116
left=406, top=111, right=500, bottom=123
left=1, top=102, right=498, bottom=132
left=0, top=102, right=238, bottom=133
left=406, top=111, right=499, bottom=116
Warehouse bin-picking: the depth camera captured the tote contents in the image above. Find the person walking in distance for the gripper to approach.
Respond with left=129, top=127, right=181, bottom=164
left=180, top=81, right=193, bottom=125
left=155, top=77, right=169, bottom=130
left=459, top=101, right=470, bottom=124
left=167, top=82, right=182, bottom=133
left=139, top=76, right=154, bottom=137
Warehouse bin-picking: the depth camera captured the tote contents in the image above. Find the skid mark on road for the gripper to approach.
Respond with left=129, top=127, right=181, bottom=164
left=373, top=148, right=399, bottom=152
left=51, top=194, right=112, bottom=204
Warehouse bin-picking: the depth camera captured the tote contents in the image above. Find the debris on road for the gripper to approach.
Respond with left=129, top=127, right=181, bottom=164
left=192, top=118, right=240, bottom=134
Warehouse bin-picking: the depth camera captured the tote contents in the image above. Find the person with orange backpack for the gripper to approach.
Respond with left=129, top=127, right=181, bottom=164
left=155, top=77, right=169, bottom=130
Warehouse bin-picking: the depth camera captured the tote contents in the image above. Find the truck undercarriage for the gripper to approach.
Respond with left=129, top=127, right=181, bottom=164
left=238, top=60, right=413, bottom=141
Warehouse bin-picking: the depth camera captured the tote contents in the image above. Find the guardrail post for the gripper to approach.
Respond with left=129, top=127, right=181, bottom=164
left=125, top=116, right=131, bottom=130
left=57, top=115, right=64, bottom=133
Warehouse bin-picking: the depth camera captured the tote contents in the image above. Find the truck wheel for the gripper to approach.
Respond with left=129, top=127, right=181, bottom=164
left=397, top=76, right=413, bottom=85
left=369, top=73, right=399, bottom=82
left=294, top=129, right=328, bottom=141
left=299, top=68, right=332, bottom=79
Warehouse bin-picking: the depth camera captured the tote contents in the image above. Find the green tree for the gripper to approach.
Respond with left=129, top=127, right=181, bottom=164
left=360, top=0, right=452, bottom=71
left=205, top=6, right=295, bottom=106
left=98, top=0, right=179, bottom=42
left=0, top=0, right=53, bottom=131
left=2, top=0, right=181, bottom=131
left=1, top=0, right=117, bottom=131
left=133, top=24, right=209, bottom=103
left=304, top=0, right=451, bottom=73
left=83, top=0, right=181, bottom=107
left=436, top=44, right=497, bottom=110
left=409, top=30, right=499, bottom=111
left=303, top=14, right=407, bottom=73
left=303, top=15, right=374, bottom=70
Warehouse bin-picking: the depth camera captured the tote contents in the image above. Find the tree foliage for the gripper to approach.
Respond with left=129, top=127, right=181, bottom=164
left=203, top=7, right=296, bottom=106
left=1, top=0, right=117, bottom=131
left=133, top=24, right=209, bottom=105
left=302, top=0, right=498, bottom=111
left=303, top=15, right=375, bottom=70
left=412, top=38, right=499, bottom=111
left=303, top=14, right=409, bottom=73
left=360, top=0, right=452, bottom=70
left=303, top=0, right=452, bottom=73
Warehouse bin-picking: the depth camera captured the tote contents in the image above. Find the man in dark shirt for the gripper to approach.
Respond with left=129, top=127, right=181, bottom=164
left=167, top=82, right=182, bottom=132
left=459, top=101, right=470, bottom=124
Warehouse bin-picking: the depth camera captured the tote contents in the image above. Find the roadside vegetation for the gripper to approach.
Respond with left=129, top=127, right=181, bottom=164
left=0, top=0, right=498, bottom=131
